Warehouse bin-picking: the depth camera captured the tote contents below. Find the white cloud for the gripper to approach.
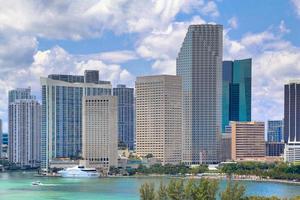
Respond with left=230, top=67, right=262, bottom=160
left=291, top=0, right=300, bottom=16
left=228, top=17, right=238, bottom=29
left=279, top=20, right=290, bottom=34
left=137, top=16, right=206, bottom=74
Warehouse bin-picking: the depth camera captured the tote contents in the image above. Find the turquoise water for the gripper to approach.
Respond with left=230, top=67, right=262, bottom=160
left=1, top=172, right=300, bottom=199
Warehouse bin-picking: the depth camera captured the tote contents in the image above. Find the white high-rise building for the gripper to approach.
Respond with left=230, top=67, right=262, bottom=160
left=177, top=24, right=223, bottom=165
left=136, top=75, right=182, bottom=165
left=9, top=99, right=41, bottom=167
left=40, top=71, right=112, bottom=170
left=82, top=96, right=118, bottom=170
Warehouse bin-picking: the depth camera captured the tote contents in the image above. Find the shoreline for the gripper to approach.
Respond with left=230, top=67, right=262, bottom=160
left=2, top=170, right=300, bottom=185
left=105, top=174, right=300, bottom=185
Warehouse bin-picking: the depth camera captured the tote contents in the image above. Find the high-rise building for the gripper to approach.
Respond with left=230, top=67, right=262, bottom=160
left=177, top=24, right=223, bottom=164
left=82, top=96, right=118, bottom=170
left=136, top=75, right=182, bottom=165
left=9, top=99, right=41, bottom=167
left=8, top=87, right=33, bottom=104
left=267, top=120, right=283, bottom=142
left=113, top=85, right=134, bottom=150
left=40, top=70, right=112, bottom=169
left=231, top=121, right=265, bottom=161
left=222, top=59, right=252, bottom=132
left=266, top=142, right=284, bottom=157
left=284, top=81, right=300, bottom=162
left=0, top=119, right=2, bottom=158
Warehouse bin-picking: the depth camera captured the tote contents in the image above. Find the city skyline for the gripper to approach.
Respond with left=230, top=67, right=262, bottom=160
left=1, top=1, right=300, bottom=131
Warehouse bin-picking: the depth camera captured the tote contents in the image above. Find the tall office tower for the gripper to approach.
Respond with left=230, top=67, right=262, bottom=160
left=136, top=75, right=182, bottom=165
left=113, top=85, right=134, bottom=150
left=284, top=81, right=300, bottom=162
left=177, top=24, right=223, bottom=164
left=0, top=119, right=2, bottom=158
left=9, top=99, right=41, bottom=167
left=222, top=59, right=252, bottom=132
left=40, top=70, right=112, bottom=170
left=82, top=96, right=118, bottom=169
left=267, top=120, right=283, bottom=142
left=231, top=122, right=265, bottom=161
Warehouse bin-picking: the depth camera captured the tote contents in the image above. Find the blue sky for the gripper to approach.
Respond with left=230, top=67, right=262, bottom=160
left=0, top=0, right=300, bottom=131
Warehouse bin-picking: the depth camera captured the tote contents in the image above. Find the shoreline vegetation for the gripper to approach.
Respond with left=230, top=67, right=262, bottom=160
left=139, top=179, right=300, bottom=200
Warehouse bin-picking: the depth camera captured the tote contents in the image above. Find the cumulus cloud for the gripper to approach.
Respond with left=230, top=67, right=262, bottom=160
left=228, top=17, right=238, bottom=29
left=291, top=0, right=300, bottom=16
left=137, top=16, right=206, bottom=74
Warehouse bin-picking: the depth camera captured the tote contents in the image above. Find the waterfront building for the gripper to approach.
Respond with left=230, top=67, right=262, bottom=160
left=136, top=75, right=182, bottom=165
left=8, top=87, right=33, bottom=104
left=266, top=142, right=284, bottom=157
left=113, top=85, right=134, bottom=150
left=267, top=120, right=284, bottom=142
left=177, top=24, right=223, bottom=164
left=9, top=99, right=41, bottom=167
left=284, top=81, right=300, bottom=162
left=231, top=121, right=265, bottom=161
left=1, top=132, right=8, bottom=159
left=82, top=96, right=118, bottom=170
left=40, top=70, right=112, bottom=170
left=222, top=59, right=252, bottom=132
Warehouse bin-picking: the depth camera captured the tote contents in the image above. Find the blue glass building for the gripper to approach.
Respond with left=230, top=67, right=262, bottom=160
left=113, top=85, right=134, bottom=150
left=222, top=58, right=252, bottom=132
left=40, top=70, right=112, bottom=169
left=267, top=120, right=283, bottom=142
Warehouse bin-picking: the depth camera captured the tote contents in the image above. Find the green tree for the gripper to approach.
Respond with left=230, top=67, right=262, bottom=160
left=140, top=182, right=155, bottom=200
left=196, top=179, right=219, bottom=200
left=156, top=181, right=168, bottom=200
left=220, top=181, right=246, bottom=200
left=166, top=179, right=185, bottom=200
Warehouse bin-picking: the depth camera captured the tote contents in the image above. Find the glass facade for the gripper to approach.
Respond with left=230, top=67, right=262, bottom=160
left=222, top=58, right=252, bottom=132
left=41, top=71, right=112, bottom=169
left=177, top=24, right=223, bottom=164
left=267, top=120, right=283, bottom=142
left=284, top=82, right=300, bottom=144
left=113, top=85, right=135, bottom=150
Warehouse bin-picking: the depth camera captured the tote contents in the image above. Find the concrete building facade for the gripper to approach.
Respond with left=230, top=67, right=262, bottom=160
left=231, top=121, right=265, bottom=161
left=82, top=96, right=118, bottom=170
left=177, top=24, right=223, bottom=164
left=136, top=75, right=182, bottom=165
left=9, top=99, right=41, bottom=167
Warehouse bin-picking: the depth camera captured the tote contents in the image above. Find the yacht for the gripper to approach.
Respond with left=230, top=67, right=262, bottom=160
left=32, top=181, right=42, bottom=186
left=58, top=166, right=100, bottom=178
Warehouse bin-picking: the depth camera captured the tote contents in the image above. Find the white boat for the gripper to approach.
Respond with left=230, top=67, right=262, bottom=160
left=32, top=181, right=42, bottom=186
left=58, top=166, right=100, bottom=178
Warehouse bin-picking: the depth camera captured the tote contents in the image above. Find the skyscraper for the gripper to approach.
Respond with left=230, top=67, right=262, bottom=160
left=9, top=97, right=41, bottom=167
left=113, top=85, right=134, bottom=150
left=267, top=120, right=283, bottom=142
left=222, top=59, right=252, bottom=132
left=82, top=96, right=118, bottom=170
left=284, top=81, right=300, bottom=162
left=40, top=70, right=112, bottom=170
left=177, top=24, right=223, bottom=164
left=136, top=75, right=182, bottom=165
